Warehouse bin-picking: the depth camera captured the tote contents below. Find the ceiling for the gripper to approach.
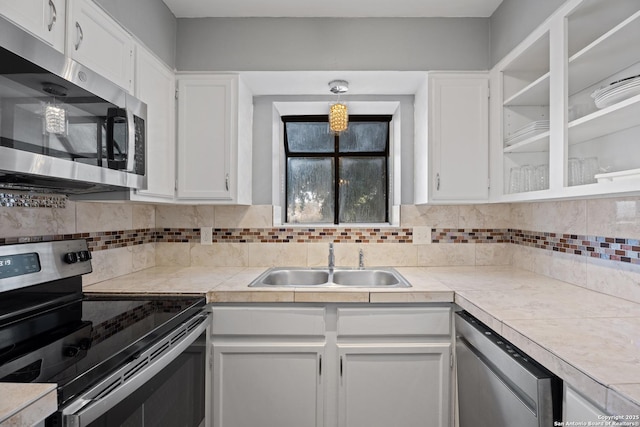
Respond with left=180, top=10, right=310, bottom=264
left=163, top=0, right=504, bottom=18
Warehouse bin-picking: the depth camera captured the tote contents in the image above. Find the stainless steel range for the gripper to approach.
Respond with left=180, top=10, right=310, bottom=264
left=0, top=239, right=210, bottom=426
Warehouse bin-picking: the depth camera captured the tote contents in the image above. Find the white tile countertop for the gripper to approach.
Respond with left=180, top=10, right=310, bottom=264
left=6, top=265, right=639, bottom=420
left=0, top=383, right=57, bottom=426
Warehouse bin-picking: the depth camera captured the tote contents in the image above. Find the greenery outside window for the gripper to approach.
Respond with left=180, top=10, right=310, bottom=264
left=283, top=115, right=391, bottom=224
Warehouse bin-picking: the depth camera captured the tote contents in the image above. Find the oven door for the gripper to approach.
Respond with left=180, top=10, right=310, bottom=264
left=55, top=312, right=210, bottom=427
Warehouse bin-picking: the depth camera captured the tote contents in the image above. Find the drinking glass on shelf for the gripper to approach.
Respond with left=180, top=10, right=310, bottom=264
left=521, top=164, right=534, bottom=192
left=535, top=164, right=549, bottom=191
left=581, top=157, right=599, bottom=184
left=509, top=167, right=522, bottom=194
left=568, top=158, right=581, bottom=186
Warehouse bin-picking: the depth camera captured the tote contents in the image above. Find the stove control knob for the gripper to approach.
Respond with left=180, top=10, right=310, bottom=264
left=78, top=338, right=92, bottom=350
left=78, top=251, right=91, bottom=262
left=64, top=345, right=80, bottom=357
left=64, top=252, right=78, bottom=264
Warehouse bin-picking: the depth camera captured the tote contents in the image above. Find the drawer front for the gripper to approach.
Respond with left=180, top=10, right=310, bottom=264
left=211, top=306, right=326, bottom=336
left=337, top=307, right=451, bottom=337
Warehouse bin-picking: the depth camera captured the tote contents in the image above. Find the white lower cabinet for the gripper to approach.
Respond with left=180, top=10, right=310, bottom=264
left=564, top=384, right=608, bottom=422
left=337, top=344, right=451, bottom=427
left=212, top=344, right=325, bottom=427
left=210, top=305, right=452, bottom=427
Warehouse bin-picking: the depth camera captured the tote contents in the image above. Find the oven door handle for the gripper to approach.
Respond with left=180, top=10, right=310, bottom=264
left=61, top=312, right=211, bottom=427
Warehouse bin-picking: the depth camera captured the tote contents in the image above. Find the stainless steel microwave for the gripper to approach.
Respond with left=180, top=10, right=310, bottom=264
left=0, top=15, right=147, bottom=194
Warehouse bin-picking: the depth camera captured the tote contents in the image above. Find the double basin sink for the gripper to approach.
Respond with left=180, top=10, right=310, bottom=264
left=249, top=267, right=412, bottom=288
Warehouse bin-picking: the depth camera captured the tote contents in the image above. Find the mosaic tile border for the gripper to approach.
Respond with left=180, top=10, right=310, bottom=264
left=0, top=229, right=156, bottom=248
left=153, top=227, right=414, bottom=243
left=432, top=229, right=510, bottom=243
left=511, top=229, right=640, bottom=264
left=4, top=227, right=640, bottom=266
left=0, top=192, right=67, bottom=208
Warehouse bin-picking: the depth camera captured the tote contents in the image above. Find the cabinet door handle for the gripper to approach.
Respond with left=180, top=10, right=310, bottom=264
left=436, top=173, right=441, bottom=191
left=225, top=173, right=229, bottom=191
left=75, top=22, right=84, bottom=50
left=319, top=355, right=322, bottom=376
left=340, top=356, right=343, bottom=377
left=47, top=0, right=57, bottom=31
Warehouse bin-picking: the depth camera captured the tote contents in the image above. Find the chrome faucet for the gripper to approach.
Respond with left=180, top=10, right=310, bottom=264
left=328, top=242, right=335, bottom=272
left=358, top=248, right=365, bottom=269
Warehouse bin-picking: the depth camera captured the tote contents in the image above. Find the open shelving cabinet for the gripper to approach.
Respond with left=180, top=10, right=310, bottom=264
left=490, top=0, right=640, bottom=201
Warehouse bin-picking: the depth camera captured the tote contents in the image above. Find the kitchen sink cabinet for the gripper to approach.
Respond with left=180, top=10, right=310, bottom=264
left=210, top=305, right=453, bottom=427
left=66, top=0, right=134, bottom=93
left=212, top=344, right=326, bottom=427
left=336, top=307, right=452, bottom=427
left=337, top=344, right=450, bottom=427
left=0, top=0, right=66, bottom=52
left=176, top=74, right=253, bottom=204
left=211, top=306, right=326, bottom=427
left=490, top=0, right=640, bottom=202
left=414, top=72, right=489, bottom=204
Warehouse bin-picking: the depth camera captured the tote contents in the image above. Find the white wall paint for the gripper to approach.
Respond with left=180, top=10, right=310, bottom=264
left=489, top=0, right=566, bottom=66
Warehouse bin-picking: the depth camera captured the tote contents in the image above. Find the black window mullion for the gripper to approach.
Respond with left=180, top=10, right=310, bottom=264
left=333, top=133, right=339, bottom=225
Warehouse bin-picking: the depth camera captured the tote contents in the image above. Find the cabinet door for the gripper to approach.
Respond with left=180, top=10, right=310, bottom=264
left=176, top=76, right=234, bottom=200
left=564, top=385, right=608, bottom=422
left=337, top=343, right=451, bottom=427
left=0, top=0, right=65, bottom=52
left=67, top=0, right=133, bottom=92
left=212, top=343, right=325, bottom=427
left=133, top=45, right=175, bottom=199
left=430, top=74, right=489, bottom=201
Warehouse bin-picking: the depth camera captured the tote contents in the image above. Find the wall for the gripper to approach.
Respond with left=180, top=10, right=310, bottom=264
left=95, top=0, right=177, bottom=68
left=0, top=199, right=156, bottom=286
left=2, top=196, right=640, bottom=304
left=175, top=17, right=490, bottom=71
left=489, top=0, right=566, bottom=66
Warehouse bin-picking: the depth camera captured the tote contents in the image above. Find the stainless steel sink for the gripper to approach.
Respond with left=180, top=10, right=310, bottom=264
left=259, top=268, right=329, bottom=286
left=332, top=269, right=403, bottom=287
left=248, top=267, right=411, bottom=288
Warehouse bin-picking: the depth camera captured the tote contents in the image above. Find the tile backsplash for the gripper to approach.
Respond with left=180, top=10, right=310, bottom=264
left=2, top=198, right=640, bottom=303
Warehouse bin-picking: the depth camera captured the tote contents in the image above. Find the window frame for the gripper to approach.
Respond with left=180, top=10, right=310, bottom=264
left=282, top=114, right=392, bottom=225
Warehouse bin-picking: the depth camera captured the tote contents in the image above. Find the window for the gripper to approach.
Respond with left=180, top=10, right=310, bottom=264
left=283, top=115, right=391, bottom=224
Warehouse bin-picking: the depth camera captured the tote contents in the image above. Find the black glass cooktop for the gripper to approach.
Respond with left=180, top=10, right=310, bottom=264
left=0, top=285, right=205, bottom=406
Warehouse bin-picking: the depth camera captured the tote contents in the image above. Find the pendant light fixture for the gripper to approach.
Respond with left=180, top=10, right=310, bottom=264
left=42, top=82, right=68, bottom=135
left=328, top=80, right=348, bottom=133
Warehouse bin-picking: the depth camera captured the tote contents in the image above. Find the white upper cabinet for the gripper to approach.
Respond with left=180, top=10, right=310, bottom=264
left=491, top=0, right=640, bottom=201
left=0, top=0, right=66, bottom=52
left=131, top=44, right=175, bottom=200
left=66, top=0, right=134, bottom=93
left=415, top=72, right=489, bottom=204
left=176, top=74, right=253, bottom=204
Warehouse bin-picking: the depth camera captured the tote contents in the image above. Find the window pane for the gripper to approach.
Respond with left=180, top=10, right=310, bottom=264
left=285, top=122, right=334, bottom=153
left=338, top=158, right=386, bottom=223
left=339, top=122, right=388, bottom=152
left=287, top=157, right=334, bottom=223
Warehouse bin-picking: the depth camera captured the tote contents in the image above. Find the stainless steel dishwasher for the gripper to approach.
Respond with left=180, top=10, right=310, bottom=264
left=455, top=310, right=562, bottom=427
